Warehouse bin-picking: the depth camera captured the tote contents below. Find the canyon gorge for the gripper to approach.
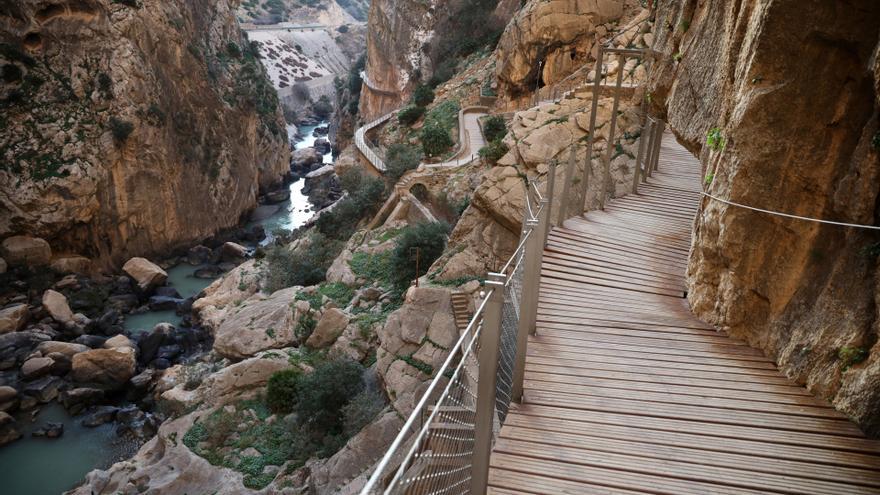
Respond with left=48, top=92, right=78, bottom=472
left=0, top=0, right=878, bottom=493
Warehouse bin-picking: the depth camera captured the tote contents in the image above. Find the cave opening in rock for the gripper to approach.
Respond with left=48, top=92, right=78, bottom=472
left=23, top=32, right=42, bottom=51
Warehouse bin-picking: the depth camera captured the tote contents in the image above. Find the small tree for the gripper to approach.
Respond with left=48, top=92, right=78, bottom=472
left=420, top=122, right=453, bottom=157
left=482, top=115, right=507, bottom=143
left=386, top=143, right=423, bottom=181
left=391, top=222, right=450, bottom=288
left=397, top=104, right=424, bottom=126
left=412, top=84, right=435, bottom=107
left=296, top=359, right=365, bottom=434
left=266, top=368, right=301, bottom=413
left=292, top=82, right=311, bottom=101
left=479, top=140, right=509, bottom=164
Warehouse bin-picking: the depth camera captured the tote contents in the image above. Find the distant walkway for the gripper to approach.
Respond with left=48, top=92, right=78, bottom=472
left=487, top=132, right=880, bottom=494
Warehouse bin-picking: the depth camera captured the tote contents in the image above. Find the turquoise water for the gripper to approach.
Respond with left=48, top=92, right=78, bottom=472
left=252, top=123, right=333, bottom=245
left=122, top=264, right=214, bottom=335
left=0, top=403, right=137, bottom=495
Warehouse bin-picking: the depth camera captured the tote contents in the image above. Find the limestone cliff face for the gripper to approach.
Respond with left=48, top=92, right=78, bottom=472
left=651, top=0, right=880, bottom=434
left=359, top=0, right=516, bottom=120
left=0, top=0, right=290, bottom=269
left=493, top=0, right=631, bottom=96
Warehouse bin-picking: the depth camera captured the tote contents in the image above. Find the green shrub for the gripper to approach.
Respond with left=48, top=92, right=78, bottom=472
left=313, top=95, right=333, bottom=119
left=706, top=127, right=725, bottom=151
left=342, top=389, right=386, bottom=437
left=262, top=233, right=342, bottom=292
left=420, top=122, right=454, bottom=157
left=297, top=359, right=365, bottom=434
left=479, top=140, right=509, bottom=164
left=319, top=282, right=355, bottom=306
left=482, top=115, right=507, bottom=143
left=412, top=84, right=435, bottom=107
left=316, top=171, right=386, bottom=240
left=109, top=117, right=134, bottom=142
left=266, top=368, right=302, bottom=413
left=391, top=222, right=450, bottom=288
left=838, top=346, right=869, bottom=371
left=386, top=143, right=423, bottom=181
left=226, top=41, right=241, bottom=58
left=424, top=100, right=460, bottom=132
left=397, top=104, right=424, bottom=126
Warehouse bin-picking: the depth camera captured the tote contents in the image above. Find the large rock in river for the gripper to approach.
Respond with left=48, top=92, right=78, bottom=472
left=1, top=236, right=52, bottom=266
left=42, top=290, right=75, bottom=326
left=0, top=304, right=29, bottom=334
left=123, top=258, right=168, bottom=292
left=72, top=347, right=137, bottom=388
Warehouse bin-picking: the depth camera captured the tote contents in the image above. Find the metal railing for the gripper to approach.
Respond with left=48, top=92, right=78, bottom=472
left=354, top=111, right=395, bottom=172
left=360, top=171, right=553, bottom=495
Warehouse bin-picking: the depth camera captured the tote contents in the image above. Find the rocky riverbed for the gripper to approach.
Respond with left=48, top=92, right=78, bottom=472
left=0, top=123, right=338, bottom=494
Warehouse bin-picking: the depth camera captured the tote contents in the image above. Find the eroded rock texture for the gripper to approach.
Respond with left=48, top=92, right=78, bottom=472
left=0, top=0, right=290, bottom=269
left=651, top=0, right=880, bottom=434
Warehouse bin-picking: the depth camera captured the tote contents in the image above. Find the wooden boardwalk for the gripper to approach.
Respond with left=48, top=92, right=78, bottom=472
left=487, top=133, right=880, bottom=494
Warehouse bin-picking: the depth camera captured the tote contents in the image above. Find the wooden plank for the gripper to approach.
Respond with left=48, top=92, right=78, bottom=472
left=501, top=414, right=880, bottom=471
left=494, top=437, right=875, bottom=494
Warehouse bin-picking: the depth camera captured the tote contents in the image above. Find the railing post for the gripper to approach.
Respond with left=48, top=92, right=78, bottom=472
left=557, top=145, right=577, bottom=225
left=633, top=119, right=651, bottom=193
left=543, top=161, right=558, bottom=246
left=511, top=213, right=545, bottom=402
left=582, top=43, right=603, bottom=214
left=470, top=273, right=505, bottom=494
left=599, top=52, right=626, bottom=211
left=649, top=119, right=665, bottom=175
left=642, top=119, right=654, bottom=181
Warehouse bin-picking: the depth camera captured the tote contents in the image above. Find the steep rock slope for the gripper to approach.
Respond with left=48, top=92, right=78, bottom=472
left=651, top=0, right=880, bottom=434
left=359, top=0, right=515, bottom=120
left=0, top=0, right=290, bottom=269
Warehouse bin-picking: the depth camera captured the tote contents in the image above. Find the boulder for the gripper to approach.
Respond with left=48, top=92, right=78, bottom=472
left=148, top=296, right=183, bottom=311
left=36, top=340, right=89, bottom=357
left=81, top=406, right=119, bottom=427
left=22, top=376, right=62, bottom=403
left=306, top=308, right=350, bottom=349
left=265, top=189, right=290, bottom=204
left=212, top=287, right=301, bottom=359
left=104, top=334, right=135, bottom=349
left=0, top=304, right=29, bottom=334
left=32, top=422, right=63, bottom=438
left=42, top=290, right=75, bottom=325
left=0, top=257, right=5, bottom=273
left=61, top=387, right=105, bottom=414
left=1, top=236, right=52, bottom=266
left=326, top=249, right=357, bottom=285
left=50, top=255, right=92, bottom=275
left=0, top=411, right=21, bottom=446
left=21, top=356, right=55, bottom=380
left=122, top=257, right=168, bottom=291
left=0, top=386, right=18, bottom=412
left=192, top=259, right=261, bottom=329
left=220, top=242, right=248, bottom=262
left=291, top=147, right=323, bottom=173
left=155, top=286, right=182, bottom=299
left=186, top=245, right=213, bottom=265
left=249, top=205, right=280, bottom=222
left=72, top=347, right=137, bottom=388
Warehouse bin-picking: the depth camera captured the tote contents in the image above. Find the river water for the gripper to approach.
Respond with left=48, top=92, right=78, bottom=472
left=1, top=123, right=332, bottom=495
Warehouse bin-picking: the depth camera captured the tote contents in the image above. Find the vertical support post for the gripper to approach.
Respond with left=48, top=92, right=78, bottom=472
left=542, top=161, right=558, bottom=247
left=511, top=214, right=545, bottom=402
left=581, top=43, right=603, bottom=214
left=557, top=145, right=577, bottom=225
left=470, top=274, right=505, bottom=495
left=633, top=119, right=651, bottom=192
left=649, top=119, right=664, bottom=175
left=599, top=53, right=626, bottom=211
left=642, top=119, right=654, bottom=181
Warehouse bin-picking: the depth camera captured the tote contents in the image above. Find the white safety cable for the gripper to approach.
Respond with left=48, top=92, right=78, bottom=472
left=702, top=192, right=880, bottom=231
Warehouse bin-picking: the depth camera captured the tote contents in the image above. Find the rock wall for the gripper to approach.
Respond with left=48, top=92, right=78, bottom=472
left=0, top=0, right=290, bottom=270
left=359, top=0, right=515, bottom=120
left=493, top=0, right=634, bottom=96
left=651, top=0, right=880, bottom=434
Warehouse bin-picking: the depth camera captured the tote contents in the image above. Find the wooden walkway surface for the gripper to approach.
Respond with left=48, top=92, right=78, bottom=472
left=487, top=133, right=880, bottom=494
